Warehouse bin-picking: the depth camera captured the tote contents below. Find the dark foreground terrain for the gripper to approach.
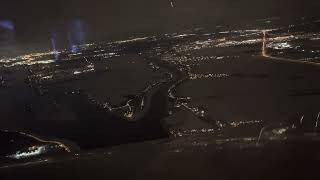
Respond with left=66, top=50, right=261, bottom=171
left=2, top=134, right=320, bottom=180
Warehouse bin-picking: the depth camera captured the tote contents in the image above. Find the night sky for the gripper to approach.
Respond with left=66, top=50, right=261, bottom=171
left=0, top=0, right=319, bottom=51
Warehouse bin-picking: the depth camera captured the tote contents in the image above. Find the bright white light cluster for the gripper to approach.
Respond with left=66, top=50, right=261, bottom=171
left=267, top=42, right=292, bottom=50
left=188, top=73, right=230, bottom=80
left=7, top=146, right=47, bottom=160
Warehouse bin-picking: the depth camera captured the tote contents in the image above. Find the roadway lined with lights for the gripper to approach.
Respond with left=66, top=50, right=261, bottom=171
left=8, top=130, right=72, bottom=153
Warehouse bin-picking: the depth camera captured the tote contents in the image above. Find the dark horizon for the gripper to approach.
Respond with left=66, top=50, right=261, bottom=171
left=0, top=0, right=319, bottom=55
